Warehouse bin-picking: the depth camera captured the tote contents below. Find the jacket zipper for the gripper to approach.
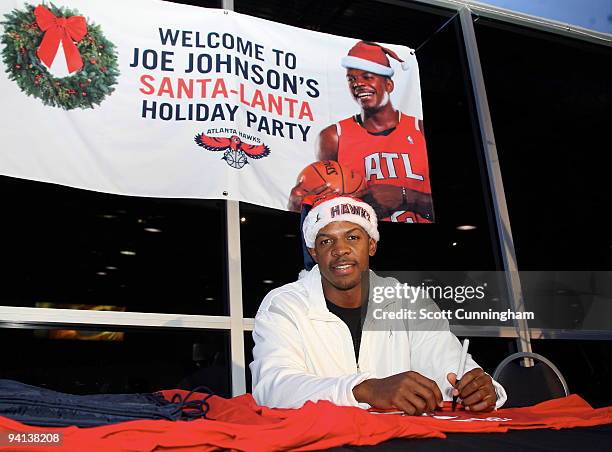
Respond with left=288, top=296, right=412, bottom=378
left=325, top=312, right=361, bottom=373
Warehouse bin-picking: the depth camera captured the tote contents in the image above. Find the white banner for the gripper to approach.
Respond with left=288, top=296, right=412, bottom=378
left=0, top=0, right=426, bottom=212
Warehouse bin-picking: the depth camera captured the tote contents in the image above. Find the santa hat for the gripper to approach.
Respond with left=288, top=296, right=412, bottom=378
left=303, top=195, right=379, bottom=248
left=341, top=41, right=410, bottom=77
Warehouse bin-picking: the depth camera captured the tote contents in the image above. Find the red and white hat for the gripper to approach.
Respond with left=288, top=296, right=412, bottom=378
left=341, top=40, right=410, bottom=77
left=303, top=195, right=379, bottom=248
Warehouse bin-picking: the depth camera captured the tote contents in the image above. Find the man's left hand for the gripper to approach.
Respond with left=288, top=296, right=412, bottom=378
left=447, top=368, right=497, bottom=412
left=364, top=184, right=402, bottom=211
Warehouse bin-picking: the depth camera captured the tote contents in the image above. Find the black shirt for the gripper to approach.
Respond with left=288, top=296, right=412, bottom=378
left=325, top=299, right=366, bottom=361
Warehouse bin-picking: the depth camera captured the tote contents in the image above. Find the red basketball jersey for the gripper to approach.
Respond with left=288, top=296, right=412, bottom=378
left=337, top=114, right=432, bottom=223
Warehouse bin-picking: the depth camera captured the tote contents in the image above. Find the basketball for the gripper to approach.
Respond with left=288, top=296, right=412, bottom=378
left=297, top=160, right=366, bottom=196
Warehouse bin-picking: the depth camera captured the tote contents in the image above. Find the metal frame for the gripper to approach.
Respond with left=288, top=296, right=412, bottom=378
left=1, top=0, right=610, bottom=395
left=221, top=0, right=247, bottom=397
left=377, top=0, right=611, bottom=46
left=492, top=351, right=570, bottom=396
left=226, top=201, right=247, bottom=395
left=0, top=306, right=231, bottom=329
left=457, top=6, right=532, bottom=358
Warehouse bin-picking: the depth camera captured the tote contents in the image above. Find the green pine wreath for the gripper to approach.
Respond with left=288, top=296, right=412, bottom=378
left=1, top=3, right=119, bottom=110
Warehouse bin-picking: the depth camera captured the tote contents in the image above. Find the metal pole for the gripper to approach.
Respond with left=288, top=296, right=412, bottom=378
left=226, top=200, right=247, bottom=395
left=458, top=6, right=533, bottom=360
left=221, top=0, right=246, bottom=396
left=375, top=0, right=612, bottom=47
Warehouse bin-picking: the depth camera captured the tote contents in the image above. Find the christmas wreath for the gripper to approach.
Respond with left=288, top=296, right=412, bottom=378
left=1, top=3, right=119, bottom=110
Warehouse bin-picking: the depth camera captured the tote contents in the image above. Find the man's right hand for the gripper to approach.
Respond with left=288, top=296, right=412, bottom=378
left=353, top=371, right=443, bottom=415
left=287, top=179, right=333, bottom=212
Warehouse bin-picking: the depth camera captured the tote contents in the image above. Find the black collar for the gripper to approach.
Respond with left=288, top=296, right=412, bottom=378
left=354, top=114, right=397, bottom=136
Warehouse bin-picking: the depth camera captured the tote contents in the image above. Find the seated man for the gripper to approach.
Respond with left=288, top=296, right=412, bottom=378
left=250, top=195, right=506, bottom=414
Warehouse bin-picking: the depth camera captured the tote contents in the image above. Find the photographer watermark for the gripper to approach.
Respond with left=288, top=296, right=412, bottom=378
left=371, top=307, right=534, bottom=322
left=360, top=271, right=612, bottom=332
left=372, top=282, right=486, bottom=304
left=369, top=280, right=533, bottom=324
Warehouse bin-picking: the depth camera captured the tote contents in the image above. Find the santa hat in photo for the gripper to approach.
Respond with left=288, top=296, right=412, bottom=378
left=341, top=40, right=410, bottom=77
left=303, top=195, right=379, bottom=248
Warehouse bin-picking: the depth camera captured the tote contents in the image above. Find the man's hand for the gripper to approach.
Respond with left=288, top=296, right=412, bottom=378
left=353, top=371, right=443, bottom=415
left=365, top=184, right=403, bottom=211
left=287, top=179, right=333, bottom=212
left=447, top=368, right=497, bottom=412
left=361, top=184, right=433, bottom=221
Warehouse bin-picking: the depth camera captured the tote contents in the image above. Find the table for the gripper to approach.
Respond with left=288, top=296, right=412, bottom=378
left=326, top=423, right=612, bottom=451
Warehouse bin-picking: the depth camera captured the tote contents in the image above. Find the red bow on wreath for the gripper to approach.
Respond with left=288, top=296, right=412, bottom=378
left=34, top=4, right=87, bottom=74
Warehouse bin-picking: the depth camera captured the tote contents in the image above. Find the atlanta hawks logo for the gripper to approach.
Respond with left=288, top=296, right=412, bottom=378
left=194, top=133, right=271, bottom=169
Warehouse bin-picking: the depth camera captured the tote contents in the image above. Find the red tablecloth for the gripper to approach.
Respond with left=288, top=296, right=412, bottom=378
left=0, top=392, right=610, bottom=451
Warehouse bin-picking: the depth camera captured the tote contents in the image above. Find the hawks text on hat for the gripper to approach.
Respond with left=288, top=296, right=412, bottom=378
left=341, top=40, right=410, bottom=77
left=330, top=203, right=371, bottom=222
left=303, top=195, right=379, bottom=248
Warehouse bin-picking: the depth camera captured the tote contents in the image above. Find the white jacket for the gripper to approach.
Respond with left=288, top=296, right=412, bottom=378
left=250, top=265, right=507, bottom=409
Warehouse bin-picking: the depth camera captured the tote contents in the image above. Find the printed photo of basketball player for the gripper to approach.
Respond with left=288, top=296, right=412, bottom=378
left=288, top=41, right=434, bottom=223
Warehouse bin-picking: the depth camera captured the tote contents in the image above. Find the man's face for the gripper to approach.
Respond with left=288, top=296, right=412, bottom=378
left=308, top=221, right=377, bottom=292
left=346, top=68, right=394, bottom=110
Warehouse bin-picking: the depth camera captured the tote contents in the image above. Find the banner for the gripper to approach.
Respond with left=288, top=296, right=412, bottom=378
left=0, top=0, right=433, bottom=222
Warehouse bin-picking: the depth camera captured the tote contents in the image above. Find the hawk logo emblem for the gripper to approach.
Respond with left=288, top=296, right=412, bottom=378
left=194, top=133, right=271, bottom=169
